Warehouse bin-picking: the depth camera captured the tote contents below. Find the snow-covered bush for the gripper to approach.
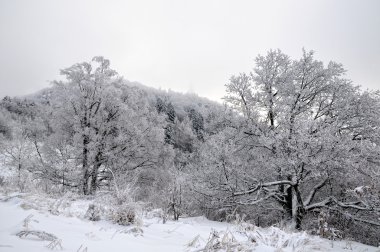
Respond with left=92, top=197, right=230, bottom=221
left=111, top=203, right=138, bottom=226
left=17, top=230, right=58, bottom=241
left=84, top=204, right=101, bottom=221
left=317, top=210, right=343, bottom=241
left=119, top=226, right=144, bottom=237
left=188, top=229, right=258, bottom=252
left=249, top=227, right=312, bottom=249
left=6, top=170, right=34, bottom=193
left=15, top=214, right=63, bottom=250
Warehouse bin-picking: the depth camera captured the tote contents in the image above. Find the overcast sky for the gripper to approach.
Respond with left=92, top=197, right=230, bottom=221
left=0, top=0, right=379, bottom=102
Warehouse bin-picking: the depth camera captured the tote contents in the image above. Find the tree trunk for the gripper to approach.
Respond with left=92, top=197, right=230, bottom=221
left=89, top=151, right=102, bottom=195
left=89, top=168, right=98, bottom=195
left=278, top=183, right=304, bottom=230
left=283, top=185, right=293, bottom=220
left=294, top=208, right=303, bottom=230
left=82, top=135, right=90, bottom=195
left=292, top=185, right=305, bottom=230
left=18, top=162, right=22, bottom=191
left=89, top=164, right=100, bottom=195
left=279, top=175, right=293, bottom=221
left=292, top=203, right=304, bottom=230
left=83, top=169, right=90, bottom=195
left=62, top=171, right=65, bottom=193
left=292, top=192, right=301, bottom=229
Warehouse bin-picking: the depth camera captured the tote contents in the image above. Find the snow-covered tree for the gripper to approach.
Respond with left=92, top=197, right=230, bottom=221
left=50, top=57, right=168, bottom=196
left=221, top=49, right=380, bottom=229
left=1, top=122, right=34, bottom=191
left=52, top=57, right=122, bottom=195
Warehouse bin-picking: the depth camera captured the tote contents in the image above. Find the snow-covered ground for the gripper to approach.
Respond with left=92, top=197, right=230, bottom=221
left=0, top=193, right=378, bottom=252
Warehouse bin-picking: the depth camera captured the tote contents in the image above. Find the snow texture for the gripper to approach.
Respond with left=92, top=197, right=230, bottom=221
left=0, top=193, right=379, bottom=252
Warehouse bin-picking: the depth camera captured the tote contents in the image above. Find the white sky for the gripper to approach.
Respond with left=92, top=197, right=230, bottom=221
left=0, top=0, right=379, bottom=102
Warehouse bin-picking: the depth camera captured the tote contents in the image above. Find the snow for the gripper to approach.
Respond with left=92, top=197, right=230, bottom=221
left=0, top=193, right=379, bottom=252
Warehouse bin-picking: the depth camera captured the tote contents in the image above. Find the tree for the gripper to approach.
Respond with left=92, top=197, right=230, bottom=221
left=53, top=56, right=121, bottom=195
left=188, top=108, right=204, bottom=141
left=164, top=102, right=177, bottom=145
left=0, top=109, right=12, bottom=139
left=221, top=49, right=380, bottom=230
left=1, top=122, right=34, bottom=191
left=52, top=58, right=168, bottom=196
left=104, top=84, right=167, bottom=197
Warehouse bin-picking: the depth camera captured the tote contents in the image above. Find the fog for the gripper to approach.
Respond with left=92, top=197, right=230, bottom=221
left=0, top=0, right=379, bottom=101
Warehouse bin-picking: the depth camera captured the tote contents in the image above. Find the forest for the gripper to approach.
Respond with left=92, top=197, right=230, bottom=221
left=0, top=49, right=379, bottom=246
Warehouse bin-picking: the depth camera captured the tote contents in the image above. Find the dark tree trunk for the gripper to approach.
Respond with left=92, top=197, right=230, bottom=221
left=293, top=184, right=305, bottom=230
left=83, top=169, right=90, bottom=195
left=82, top=134, right=90, bottom=195
left=282, top=185, right=293, bottom=221
left=89, top=149, right=103, bottom=195
left=18, top=162, right=22, bottom=191
left=89, top=168, right=98, bottom=195
left=294, top=207, right=304, bottom=230
left=89, top=157, right=101, bottom=195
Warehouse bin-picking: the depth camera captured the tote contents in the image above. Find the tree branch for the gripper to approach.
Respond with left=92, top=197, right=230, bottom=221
left=233, top=180, right=294, bottom=197
left=304, top=177, right=328, bottom=206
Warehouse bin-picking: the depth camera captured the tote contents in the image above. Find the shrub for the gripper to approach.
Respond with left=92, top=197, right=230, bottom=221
left=111, top=204, right=137, bottom=226
left=85, top=204, right=101, bottom=221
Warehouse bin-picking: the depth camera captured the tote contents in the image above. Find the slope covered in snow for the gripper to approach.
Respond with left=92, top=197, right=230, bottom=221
left=0, top=193, right=379, bottom=252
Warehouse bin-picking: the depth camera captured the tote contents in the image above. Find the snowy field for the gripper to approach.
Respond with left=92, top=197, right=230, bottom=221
left=0, top=193, right=378, bottom=252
